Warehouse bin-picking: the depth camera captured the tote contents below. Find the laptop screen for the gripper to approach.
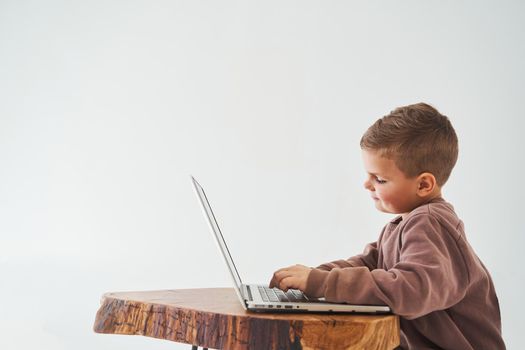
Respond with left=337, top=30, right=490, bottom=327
left=191, top=176, right=244, bottom=291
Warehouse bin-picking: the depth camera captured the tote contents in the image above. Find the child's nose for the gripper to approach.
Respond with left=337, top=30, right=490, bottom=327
left=363, top=179, right=374, bottom=191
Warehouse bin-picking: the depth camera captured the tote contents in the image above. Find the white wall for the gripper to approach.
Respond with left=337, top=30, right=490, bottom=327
left=1, top=1, right=524, bottom=349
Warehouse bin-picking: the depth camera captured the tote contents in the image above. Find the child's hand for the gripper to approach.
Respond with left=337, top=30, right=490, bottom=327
left=269, top=264, right=312, bottom=292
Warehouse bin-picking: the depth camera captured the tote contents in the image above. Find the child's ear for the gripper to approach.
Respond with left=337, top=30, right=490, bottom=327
left=416, top=172, right=437, bottom=197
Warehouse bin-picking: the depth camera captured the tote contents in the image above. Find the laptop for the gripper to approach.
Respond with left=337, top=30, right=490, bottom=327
left=191, top=175, right=391, bottom=314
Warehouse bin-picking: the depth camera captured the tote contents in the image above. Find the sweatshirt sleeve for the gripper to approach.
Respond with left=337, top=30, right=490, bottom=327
left=315, top=241, right=379, bottom=271
left=305, top=214, right=470, bottom=319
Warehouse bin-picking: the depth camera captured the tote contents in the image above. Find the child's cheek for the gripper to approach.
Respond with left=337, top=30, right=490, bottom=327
left=377, top=190, right=393, bottom=206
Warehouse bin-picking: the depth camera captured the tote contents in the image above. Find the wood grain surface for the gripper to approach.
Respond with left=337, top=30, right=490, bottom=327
left=94, top=288, right=399, bottom=350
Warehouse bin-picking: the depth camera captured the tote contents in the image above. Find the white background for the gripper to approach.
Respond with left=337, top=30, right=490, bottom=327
left=1, top=1, right=524, bottom=349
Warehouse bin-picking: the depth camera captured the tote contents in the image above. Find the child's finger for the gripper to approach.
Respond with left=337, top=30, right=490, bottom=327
left=269, top=265, right=302, bottom=288
left=269, top=275, right=278, bottom=288
left=280, top=276, right=300, bottom=292
left=270, top=269, right=294, bottom=289
left=269, top=268, right=289, bottom=288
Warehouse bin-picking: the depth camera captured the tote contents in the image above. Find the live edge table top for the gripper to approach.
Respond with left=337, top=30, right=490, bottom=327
left=94, top=288, right=400, bottom=350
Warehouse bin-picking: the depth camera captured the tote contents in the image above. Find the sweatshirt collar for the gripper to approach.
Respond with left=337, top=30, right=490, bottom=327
left=389, top=197, right=445, bottom=224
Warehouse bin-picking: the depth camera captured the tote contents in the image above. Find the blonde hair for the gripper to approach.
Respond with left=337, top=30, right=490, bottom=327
left=360, top=103, right=458, bottom=186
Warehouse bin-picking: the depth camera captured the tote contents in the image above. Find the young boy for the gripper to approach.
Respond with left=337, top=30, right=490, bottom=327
left=270, top=103, right=505, bottom=349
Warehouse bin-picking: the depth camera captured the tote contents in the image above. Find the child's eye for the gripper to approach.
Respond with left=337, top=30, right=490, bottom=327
left=374, top=177, right=387, bottom=184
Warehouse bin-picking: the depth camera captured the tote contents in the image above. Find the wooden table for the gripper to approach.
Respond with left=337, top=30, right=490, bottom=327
left=93, top=288, right=400, bottom=350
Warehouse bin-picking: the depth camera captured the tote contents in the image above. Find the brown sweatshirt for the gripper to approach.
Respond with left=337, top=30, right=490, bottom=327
left=305, top=198, right=505, bottom=350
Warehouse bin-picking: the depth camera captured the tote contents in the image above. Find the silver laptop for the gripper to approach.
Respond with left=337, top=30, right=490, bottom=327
left=191, top=176, right=390, bottom=314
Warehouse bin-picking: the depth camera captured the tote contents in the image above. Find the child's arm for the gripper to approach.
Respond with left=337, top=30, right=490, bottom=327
left=268, top=243, right=377, bottom=292
left=269, top=227, right=387, bottom=290
left=304, top=214, right=470, bottom=319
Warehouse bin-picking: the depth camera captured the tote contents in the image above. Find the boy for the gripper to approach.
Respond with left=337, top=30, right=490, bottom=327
left=270, top=103, right=505, bottom=349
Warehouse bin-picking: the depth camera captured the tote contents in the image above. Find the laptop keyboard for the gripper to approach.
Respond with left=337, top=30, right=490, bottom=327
left=258, top=286, right=308, bottom=303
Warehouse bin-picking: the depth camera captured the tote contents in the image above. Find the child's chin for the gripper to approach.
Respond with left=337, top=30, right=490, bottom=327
left=375, top=202, right=395, bottom=214
left=374, top=201, right=387, bottom=212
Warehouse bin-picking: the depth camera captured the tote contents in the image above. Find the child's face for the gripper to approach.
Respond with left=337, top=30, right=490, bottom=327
left=361, top=149, right=422, bottom=215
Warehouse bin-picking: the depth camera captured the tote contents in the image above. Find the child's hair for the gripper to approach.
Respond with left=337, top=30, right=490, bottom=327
left=360, top=103, right=458, bottom=186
